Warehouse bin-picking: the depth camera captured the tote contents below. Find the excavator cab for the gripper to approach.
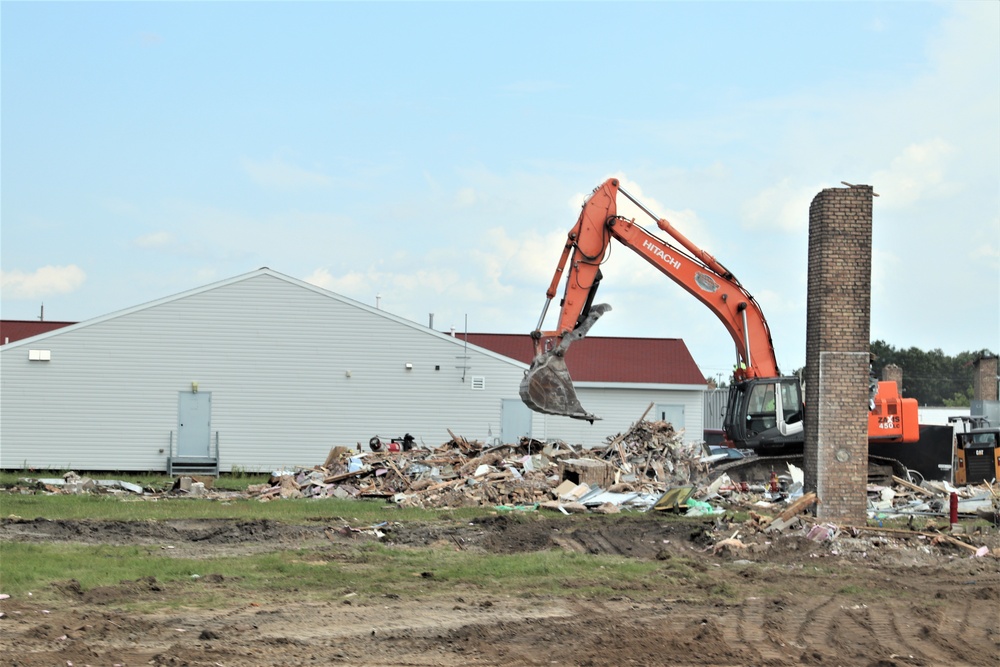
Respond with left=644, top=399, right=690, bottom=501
left=723, top=377, right=804, bottom=451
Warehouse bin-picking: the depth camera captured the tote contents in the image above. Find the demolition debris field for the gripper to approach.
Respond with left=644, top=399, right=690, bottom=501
left=2, top=422, right=998, bottom=667
left=2, top=512, right=999, bottom=667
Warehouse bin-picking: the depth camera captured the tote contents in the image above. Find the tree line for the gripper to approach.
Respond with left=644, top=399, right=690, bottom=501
left=870, top=341, right=996, bottom=407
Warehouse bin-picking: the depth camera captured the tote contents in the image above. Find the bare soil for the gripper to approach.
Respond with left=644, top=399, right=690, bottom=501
left=1, top=514, right=998, bottom=667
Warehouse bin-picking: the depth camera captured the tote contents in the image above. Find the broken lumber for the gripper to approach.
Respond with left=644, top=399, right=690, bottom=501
left=776, top=492, right=818, bottom=522
left=891, top=475, right=937, bottom=497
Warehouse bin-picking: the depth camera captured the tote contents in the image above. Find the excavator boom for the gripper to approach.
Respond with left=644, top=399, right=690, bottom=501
left=522, top=178, right=780, bottom=422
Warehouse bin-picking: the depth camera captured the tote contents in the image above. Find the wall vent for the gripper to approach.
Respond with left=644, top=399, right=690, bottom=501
left=471, top=376, right=486, bottom=390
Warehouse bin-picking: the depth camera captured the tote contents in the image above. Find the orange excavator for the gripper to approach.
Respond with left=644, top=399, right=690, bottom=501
left=521, top=177, right=919, bottom=452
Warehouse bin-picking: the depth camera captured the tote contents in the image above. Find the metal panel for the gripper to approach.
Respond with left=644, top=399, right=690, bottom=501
left=971, top=400, right=1000, bottom=426
left=703, top=388, right=728, bottom=430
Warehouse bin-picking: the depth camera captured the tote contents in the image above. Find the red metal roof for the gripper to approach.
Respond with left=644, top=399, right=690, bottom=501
left=0, top=320, right=76, bottom=345
left=465, top=333, right=707, bottom=385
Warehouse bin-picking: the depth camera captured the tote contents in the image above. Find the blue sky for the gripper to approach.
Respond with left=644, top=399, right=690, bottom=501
left=3, top=1, right=998, bottom=380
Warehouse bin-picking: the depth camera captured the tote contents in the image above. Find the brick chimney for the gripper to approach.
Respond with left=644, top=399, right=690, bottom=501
left=973, top=354, right=998, bottom=401
left=881, top=363, right=903, bottom=390
left=803, top=184, right=873, bottom=525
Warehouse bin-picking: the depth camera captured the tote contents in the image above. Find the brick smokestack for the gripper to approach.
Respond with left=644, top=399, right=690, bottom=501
left=973, top=354, right=998, bottom=401
left=881, top=363, right=903, bottom=390
left=804, top=185, right=873, bottom=524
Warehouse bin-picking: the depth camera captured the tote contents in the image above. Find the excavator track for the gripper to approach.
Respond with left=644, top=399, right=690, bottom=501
left=711, top=453, right=911, bottom=487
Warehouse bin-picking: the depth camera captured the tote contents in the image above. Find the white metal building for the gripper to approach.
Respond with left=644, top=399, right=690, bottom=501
left=0, top=269, right=707, bottom=472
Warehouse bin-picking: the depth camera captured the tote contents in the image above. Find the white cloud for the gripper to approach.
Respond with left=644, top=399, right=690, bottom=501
left=610, top=175, right=664, bottom=223
left=133, top=231, right=173, bottom=248
left=1, top=265, right=86, bottom=299
left=454, top=187, right=477, bottom=208
left=303, top=262, right=493, bottom=326
left=742, top=179, right=822, bottom=233
left=969, top=214, right=1000, bottom=268
left=491, top=227, right=568, bottom=288
left=870, top=247, right=903, bottom=301
left=970, top=243, right=1000, bottom=265
left=564, top=174, right=717, bottom=255
left=870, top=139, right=957, bottom=208
left=304, top=268, right=369, bottom=296
left=927, top=3, right=1000, bottom=91
left=241, top=157, right=332, bottom=191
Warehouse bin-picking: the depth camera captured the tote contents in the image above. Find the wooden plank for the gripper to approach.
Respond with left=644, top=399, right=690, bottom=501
left=323, top=469, right=368, bottom=484
left=776, top=492, right=818, bottom=522
left=891, top=475, right=937, bottom=497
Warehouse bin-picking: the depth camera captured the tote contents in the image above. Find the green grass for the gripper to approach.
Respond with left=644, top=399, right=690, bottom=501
left=0, top=470, right=271, bottom=491
left=0, top=542, right=204, bottom=592
left=0, top=489, right=695, bottom=609
left=0, top=539, right=678, bottom=608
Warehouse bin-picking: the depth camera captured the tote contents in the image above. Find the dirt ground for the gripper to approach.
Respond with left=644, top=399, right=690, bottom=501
left=1, top=513, right=998, bottom=667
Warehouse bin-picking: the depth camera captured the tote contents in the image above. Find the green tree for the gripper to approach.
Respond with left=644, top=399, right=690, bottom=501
left=870, top=341, right=996, bottom=406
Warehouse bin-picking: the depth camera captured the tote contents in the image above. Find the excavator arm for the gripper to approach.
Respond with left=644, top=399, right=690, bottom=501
left=522, top=178, right=781, bottom=421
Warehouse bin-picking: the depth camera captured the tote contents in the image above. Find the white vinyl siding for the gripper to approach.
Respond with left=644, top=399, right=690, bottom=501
left=1, top=269, right=708, bottom=472
left=533, top=385, right=705, bottom=449
left=0, top=272, right=527, bottom=472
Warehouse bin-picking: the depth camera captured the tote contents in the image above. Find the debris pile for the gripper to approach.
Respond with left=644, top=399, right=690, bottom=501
left=242, top=420, right=698, bottom=510
left=867, top=475, right=999, bottom=524
left=17, top=471, right=146, bottom=496
left=593, top=419, right=709, bottom=488
left=9, top=418, right=997, bottom=529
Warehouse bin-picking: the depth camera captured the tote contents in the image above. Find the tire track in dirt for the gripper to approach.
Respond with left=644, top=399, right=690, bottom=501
left=900, top=574, right=1000, bottom=667
left=838, top=604, right=885, bottom=657
left=550, top=535, right=587, bottom=553
left=906, top=602, right=996, bottom=667
left=793, top=594, right=839, bottom=651
left=569, top=528, right=622, bottom=556
left=721, top=597, right=792, bottom=665
left=857, top=604, right=930, bottom=665
left=791, top=595, right=892, bottom=662
left=892, top=605, right=968, bottom=667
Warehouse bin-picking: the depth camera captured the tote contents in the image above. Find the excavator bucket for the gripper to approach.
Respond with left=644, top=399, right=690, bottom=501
left=519, top=303, right=611, bottom=423
left=520, top=352, right=598, bottom=421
